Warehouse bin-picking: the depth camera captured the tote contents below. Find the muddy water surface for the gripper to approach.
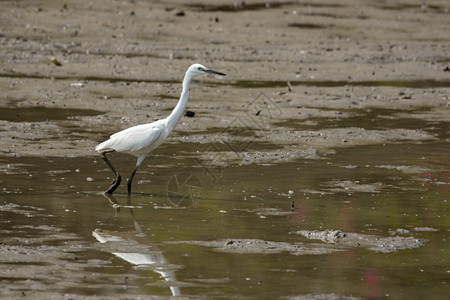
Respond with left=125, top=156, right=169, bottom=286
left=1, top=136, right=448, bottom=299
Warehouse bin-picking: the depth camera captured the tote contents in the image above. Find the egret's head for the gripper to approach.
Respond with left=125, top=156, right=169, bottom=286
left=188, top=64, right=226, bottom=77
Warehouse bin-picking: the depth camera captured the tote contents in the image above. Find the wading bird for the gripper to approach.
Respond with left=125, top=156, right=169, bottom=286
left=95, top=64, right=226, bottom=195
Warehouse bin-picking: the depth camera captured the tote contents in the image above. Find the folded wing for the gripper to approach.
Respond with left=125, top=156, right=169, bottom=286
left=96, top=124, right=163, bottom=154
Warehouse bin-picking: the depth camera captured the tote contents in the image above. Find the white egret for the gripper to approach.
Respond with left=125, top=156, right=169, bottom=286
left=95, top=64, right=226, bottom=195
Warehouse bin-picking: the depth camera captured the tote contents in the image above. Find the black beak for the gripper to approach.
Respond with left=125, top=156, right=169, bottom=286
left=206, top=69, right=226, bottom=76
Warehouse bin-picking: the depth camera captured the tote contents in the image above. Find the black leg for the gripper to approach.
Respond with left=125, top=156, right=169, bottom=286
left=101, top=152, right=122, bottom=195
left=127, top=167, right=138, bottom=196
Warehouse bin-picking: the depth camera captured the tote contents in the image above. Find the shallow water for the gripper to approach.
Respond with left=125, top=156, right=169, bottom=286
left=0, top=106, right=102, bottom=122
left=1, top=137, right=448, bottom=299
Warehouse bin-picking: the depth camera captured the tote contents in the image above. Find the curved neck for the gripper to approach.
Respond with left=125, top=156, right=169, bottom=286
left=166, top=72, right=192, bottom=133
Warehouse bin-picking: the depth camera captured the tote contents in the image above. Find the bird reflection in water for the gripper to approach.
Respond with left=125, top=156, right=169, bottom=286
left=92, top=194, right=181, bottom=296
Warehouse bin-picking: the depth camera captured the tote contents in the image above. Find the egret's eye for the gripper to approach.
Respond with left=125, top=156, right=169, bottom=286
left=198, top=67, right=203, bottom=71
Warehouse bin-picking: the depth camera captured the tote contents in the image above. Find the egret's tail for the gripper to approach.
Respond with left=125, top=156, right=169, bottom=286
left=95, top=139, right=113, bottom=153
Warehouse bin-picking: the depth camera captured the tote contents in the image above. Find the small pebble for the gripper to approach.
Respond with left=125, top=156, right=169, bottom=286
left=185, top=110, right=195, bottom=117
left=51, top=57, right=62, bottom=66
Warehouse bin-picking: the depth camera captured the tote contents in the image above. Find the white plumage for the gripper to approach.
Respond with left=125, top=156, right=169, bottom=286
left=96, top=122, right=163, bottom=154
left=95, top=64, right=226, bottom=195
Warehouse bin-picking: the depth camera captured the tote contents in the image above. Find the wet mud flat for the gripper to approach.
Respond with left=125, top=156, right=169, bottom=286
left=0, top=0, right=449, bottom=160
left=1, top=0, right=450, bottom=299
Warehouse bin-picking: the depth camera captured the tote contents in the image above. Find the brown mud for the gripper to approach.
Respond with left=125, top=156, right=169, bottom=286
left=0, top=0, right=448, bottom=161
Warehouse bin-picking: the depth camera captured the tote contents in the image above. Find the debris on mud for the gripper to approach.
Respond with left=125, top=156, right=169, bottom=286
left=167, top=238, right=341, bottom=255
left=296, top=229, right=425, bottom=253
left=167, top=228, right=426, bottom=255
